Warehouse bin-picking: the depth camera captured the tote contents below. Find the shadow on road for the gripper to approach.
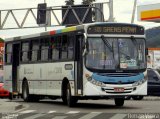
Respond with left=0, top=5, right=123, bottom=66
left=8, top=99, right=140, bottom=110
left=39, top=100, right=140, bottom=110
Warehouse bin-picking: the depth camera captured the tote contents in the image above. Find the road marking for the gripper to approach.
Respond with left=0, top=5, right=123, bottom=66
left=52, top=116, right=67, bottom=119
left=66, top=111, right=80, bottom=114
left=19, top=110, right=36, bottom=114
left=23, top=113, right=46, bottom=119
left=1, top=113, right=19, bottom=119
left=110, top=114, right=127, bottom=119
left=48, top=110, right=57, bottom=113
left=137, top=114, right=158, bottom=119
left=78, top=112, right=102, bottom=119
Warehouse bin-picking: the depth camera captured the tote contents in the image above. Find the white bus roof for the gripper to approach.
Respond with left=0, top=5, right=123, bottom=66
left=5, top=22, right=144, bottom=42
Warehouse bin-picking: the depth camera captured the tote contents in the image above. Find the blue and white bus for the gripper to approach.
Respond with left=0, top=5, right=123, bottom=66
left=4, top=22, right=147, bottom=107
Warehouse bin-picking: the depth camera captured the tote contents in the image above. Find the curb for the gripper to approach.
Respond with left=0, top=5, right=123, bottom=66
left=127, top=96, right=160, bottom=101
left=143, top=98, right=160, bottom=101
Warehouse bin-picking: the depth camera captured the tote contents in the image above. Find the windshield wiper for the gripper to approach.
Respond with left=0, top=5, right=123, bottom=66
left=131, top=36, right=137, bottom=46
left=101, top=35, right=113, bottom=52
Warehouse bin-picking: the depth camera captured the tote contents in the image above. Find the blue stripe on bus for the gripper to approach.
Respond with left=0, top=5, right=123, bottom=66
left=56, top=30, right=62, bottom=34
left=92, top=73, right=144, bottom=83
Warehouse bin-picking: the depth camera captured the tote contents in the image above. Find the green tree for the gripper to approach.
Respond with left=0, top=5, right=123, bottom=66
left=0, top=38, right=4, bottom=42
left=82, top=0, right=95, bottom=5
left=65, top=0, right=74, bottom=5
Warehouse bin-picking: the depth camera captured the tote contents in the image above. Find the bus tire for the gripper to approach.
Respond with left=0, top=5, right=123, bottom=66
left=114, top=98, right=124, bottom=107
left=62, top=81, right=68, bottom=104
left=22, top=81, right=31, bottom=102
left=9, top=92, right=13, bottom=100
left=66, top=83, right=78, bottom=107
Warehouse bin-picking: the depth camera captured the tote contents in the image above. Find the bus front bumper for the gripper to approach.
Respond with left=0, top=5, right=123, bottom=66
left=83, top=81, right=147, bottom=96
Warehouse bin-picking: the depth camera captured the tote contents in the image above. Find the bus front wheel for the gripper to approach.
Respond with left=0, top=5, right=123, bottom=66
left=114, top=98, right=124, bottom=107
left=66, top=83, right=78, bottom=107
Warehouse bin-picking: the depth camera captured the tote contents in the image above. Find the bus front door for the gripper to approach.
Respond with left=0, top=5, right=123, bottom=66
left=12, top=43, right=20, bottom=96
left=75, top=35, right=83, bottom=95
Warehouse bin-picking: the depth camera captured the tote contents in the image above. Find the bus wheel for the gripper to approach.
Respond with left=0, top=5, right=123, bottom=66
left=66, top=83, right=78, bottom=107
left=114, top=98, right=124, bottom=107
left=22, top=81, right=31, bottom=102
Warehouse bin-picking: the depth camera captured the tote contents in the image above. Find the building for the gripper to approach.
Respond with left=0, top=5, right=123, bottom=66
left=137, top=3, right=160, bottom=22
left=0, top=39, right=4, bottom=70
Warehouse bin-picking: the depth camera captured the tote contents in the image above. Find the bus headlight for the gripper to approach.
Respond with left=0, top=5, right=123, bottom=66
left=85, top=73, right=105, bottom=87
left=87, top=77, right=105, bottom=87
left=91, top=79, right=106, bottom=87
left=132, top=78, right=146, bottom=86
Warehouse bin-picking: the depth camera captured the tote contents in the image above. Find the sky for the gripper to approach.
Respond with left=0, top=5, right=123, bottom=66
left=0, top=0, right=160, bottom=38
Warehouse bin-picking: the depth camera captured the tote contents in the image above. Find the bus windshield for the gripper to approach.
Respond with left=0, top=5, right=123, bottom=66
left=85, top=37, right=146, bottom=71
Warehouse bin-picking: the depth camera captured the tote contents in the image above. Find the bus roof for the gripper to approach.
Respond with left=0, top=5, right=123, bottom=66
left=5, top=22, right=144, bottom=42
left=5, top=24, right=85, bottom=42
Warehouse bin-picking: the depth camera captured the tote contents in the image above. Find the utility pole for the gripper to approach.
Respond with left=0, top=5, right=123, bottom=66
left=131, top=0, right=137, bottom=23
left=108, top=0, right=114, bottom=22
left=44, top=0, right=47, bottom=31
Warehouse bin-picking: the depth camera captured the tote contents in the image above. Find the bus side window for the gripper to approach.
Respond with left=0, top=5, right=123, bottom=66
left=68, top=34, right=74, bottom=59
left=31, top=40, right=40, bottom=61
left=5, top=43, right=12, bottom=64
left=41, top=37, right=49, bottom=61
left=51, top=36, right=60, bottom=60
left=61, top=35, right=68, bottom=59
left=21, top=42, right=30, bottom=62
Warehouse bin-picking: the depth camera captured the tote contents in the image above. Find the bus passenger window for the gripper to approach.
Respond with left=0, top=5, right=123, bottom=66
left=41, top=37, right=49, bottom=61
left=5, top=43, right=12, bottom=63
left=68, top=35, right=74, bottom=59
left=31, top=40, right=40, bottom=61
left=51, top=37, right=60, bottom=60
left=21, top=42, right=30, bottom=62
left=61, top=35, right=68, bottom=59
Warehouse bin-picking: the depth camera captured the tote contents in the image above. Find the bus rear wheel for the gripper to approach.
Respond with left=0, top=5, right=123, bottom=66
left=66, top=83, right=78, bottom=107
left=22, top=81, right=31, bottom=102
left=114, top=98, right=124, bottom=107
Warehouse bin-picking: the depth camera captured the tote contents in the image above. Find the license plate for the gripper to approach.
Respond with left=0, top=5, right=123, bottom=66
left=114, top=87, right=124, bottom=92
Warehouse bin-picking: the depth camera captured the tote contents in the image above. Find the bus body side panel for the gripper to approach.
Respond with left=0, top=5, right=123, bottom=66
left=19, top=62, right=75, bottom=96
left=45, top=62, right=75, bottom=96
left=33, top=64, right=46, bottom=95
left=19, top=64, right=34, bottom=94
left=4, top=65, right=12, bottom=92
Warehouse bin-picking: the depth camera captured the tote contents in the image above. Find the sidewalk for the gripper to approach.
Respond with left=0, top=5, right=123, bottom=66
left=144, top=96, right=160, bottom=101
left=0, top=99, right=24, bottom=113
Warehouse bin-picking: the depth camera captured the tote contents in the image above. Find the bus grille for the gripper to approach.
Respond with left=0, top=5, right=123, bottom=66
left=97, top=73, right=139, bottom=77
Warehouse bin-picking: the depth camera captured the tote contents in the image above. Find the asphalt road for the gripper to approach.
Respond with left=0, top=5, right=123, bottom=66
left=1, top=98, right=160, bottom=119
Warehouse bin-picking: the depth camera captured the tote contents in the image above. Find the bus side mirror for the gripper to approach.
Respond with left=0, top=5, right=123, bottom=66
left=82, top=41, right=89, bottom=56
left=145, top=48, right=148, bottom=56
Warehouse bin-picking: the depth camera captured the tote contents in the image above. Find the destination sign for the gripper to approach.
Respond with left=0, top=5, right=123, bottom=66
left=87, top=24, right=144, bottom=35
